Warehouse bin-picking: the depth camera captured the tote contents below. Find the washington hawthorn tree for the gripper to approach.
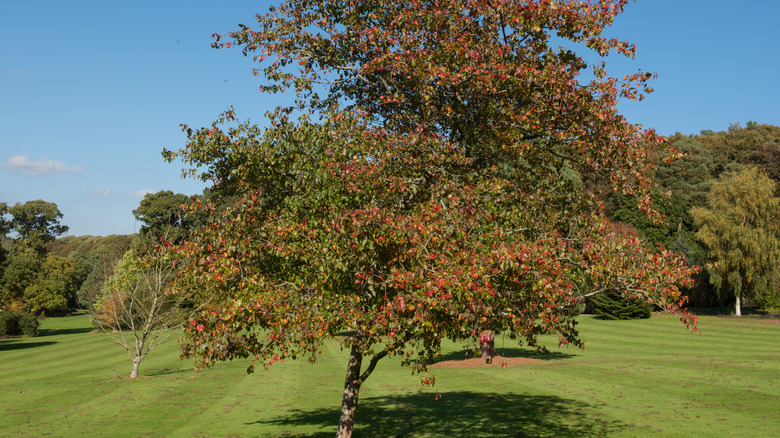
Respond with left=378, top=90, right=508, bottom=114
left=165, top=1, right=698, bottom=436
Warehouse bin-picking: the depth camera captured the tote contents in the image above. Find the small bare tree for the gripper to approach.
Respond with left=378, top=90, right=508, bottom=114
left=94, top=248, right=203, bottom=378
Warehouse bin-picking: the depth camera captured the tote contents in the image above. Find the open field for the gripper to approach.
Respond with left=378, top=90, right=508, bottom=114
left=1, top=313, right=778, bottom=437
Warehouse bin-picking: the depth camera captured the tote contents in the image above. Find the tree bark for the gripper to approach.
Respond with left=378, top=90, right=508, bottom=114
left=480, top=330, right=497, bottom=363
left=336, top=345, right=363, bottom=438
left=735, top=293, right=742, bottom=316
left=130, top=357, right=141, bottom=378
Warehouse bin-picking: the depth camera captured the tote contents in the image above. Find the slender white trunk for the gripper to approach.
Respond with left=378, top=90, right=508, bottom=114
left=735, top=294, right=742, bottom=316
left=130, top=357, right=142, bottom=378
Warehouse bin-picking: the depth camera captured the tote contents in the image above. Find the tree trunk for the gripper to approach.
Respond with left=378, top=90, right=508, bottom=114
left=479, top=330, right=497, bottom=363
left=336, top=345, right=363, bottom=438
left=735, top=293, right=742, bottom=316
left=130, top=357, right=141, bottom=378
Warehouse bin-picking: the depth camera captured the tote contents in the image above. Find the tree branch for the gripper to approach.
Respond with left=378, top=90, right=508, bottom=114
left=358, top=350, right=389, bottom=384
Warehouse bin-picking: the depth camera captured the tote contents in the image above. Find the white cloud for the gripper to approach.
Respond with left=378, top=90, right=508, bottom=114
left=90, top=187, right=112, bottom=197
left=1, top=155, right=84, bottom=176
left=128, top=189, right=156, bottom=198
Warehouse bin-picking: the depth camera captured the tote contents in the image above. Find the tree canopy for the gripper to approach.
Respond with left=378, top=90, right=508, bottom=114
left=606, top=138, right=712, bottom=280
left=669, top=123, right=780, bottom=180
left=132, top=191, right=197, bottom=245
left=24, top=253, right=78, bottom=314
left=0, top=202, right=12, bottom=238
left=693, top=166, right=780, bottom=315
left=7, top=200, right=68, bottom=251
left=94, top=248, right=201, bottom=378
left=0, top=200, right=84, bottom=314
left=165, top=1, right=697, bottom=435
left=620, top=125, right=780, bottom=308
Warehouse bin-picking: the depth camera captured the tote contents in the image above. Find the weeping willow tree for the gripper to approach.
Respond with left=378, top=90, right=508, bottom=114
left=693, top=166, right=780, bottom=315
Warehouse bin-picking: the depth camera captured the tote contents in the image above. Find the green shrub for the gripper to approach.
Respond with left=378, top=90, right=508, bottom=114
left=592, top=292, right=654, bottom=320
left=19, top=313, right=40, bottom=337
left=0, top=311, right=22, bottom=336
left=566, top=300, right=587, bottom=316
left=0, top=311, right=40, bottom=336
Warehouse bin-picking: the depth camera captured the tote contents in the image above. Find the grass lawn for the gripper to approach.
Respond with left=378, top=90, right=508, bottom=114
left=1, top=313, right=778, bottom=437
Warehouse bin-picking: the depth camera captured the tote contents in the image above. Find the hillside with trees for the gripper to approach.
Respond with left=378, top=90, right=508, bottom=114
left=1, top=200, right=71, bottom=315
left=605, top=122, right=780, bottom=310
left=0, top=191, right=199, bottom=319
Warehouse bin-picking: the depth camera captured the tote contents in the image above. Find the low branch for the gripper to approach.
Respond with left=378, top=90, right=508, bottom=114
left=359, top=350, right=389, bottom=384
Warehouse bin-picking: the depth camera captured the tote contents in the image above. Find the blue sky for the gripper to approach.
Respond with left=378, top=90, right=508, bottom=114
left=2, top=1, right=778, bottom=237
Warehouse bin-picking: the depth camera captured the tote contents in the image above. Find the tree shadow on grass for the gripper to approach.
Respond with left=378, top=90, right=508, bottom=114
left=691, top=307, right=778, bottom=317
left=145, top=367, right=191, bottom=377
left=0, top=340, right=56, bottom=351
left=38, top=326, right=93, bottom=337
left=248, top=391, right=626, bottom=437
left=436, top=347, right=575, bottom=363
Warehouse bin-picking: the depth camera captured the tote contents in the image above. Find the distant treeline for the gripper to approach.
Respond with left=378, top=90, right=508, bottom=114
left=605, top=122, right=780, bottom=310
left=0, top=190, right=203, bottom=317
